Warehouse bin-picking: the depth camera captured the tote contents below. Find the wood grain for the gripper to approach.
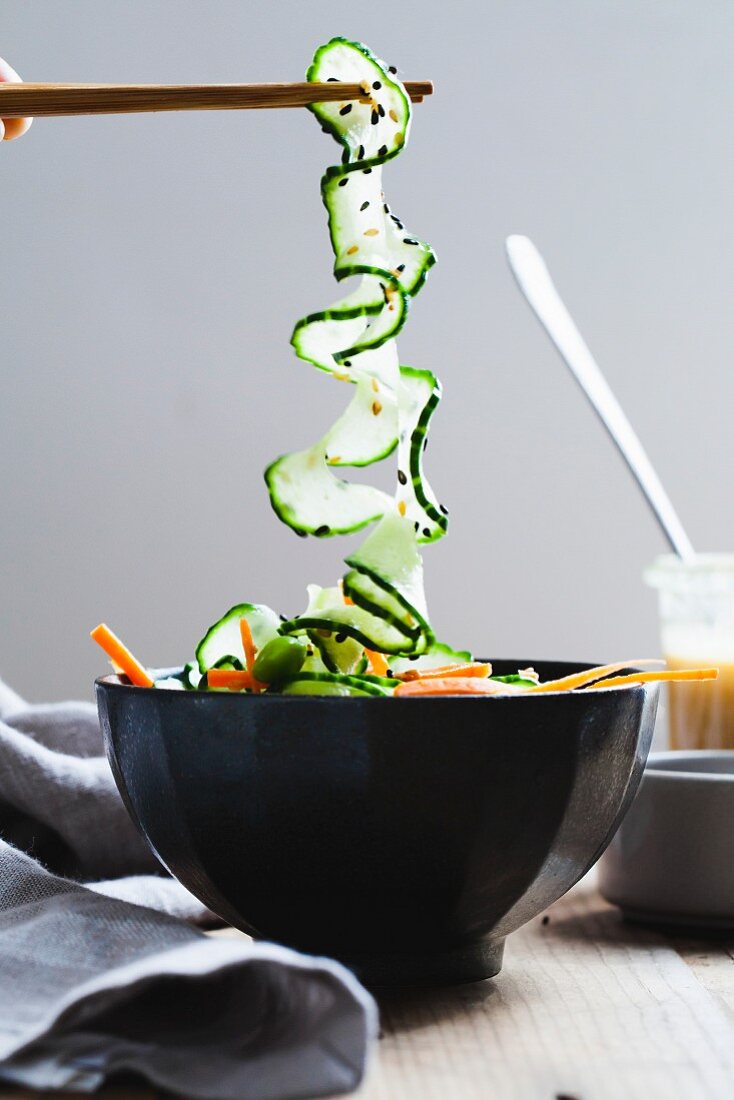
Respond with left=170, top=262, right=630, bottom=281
left=0, top=82, right=432, bottom=118
left=1, top=885, right=732, bottom=1100
left=361, top=886, right=734, bottom=1100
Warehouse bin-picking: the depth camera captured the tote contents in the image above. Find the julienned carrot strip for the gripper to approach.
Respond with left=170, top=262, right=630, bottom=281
left=397, top=662, right=491, bottom=682
left=587, top=668, right=719, bottom=690
left=394, top=677, right=525, bottom=697
left=527, top=659, right=665, bottom=694
left=207, top=668, right=255, bottom=691
left=239, top=618, right=257, bottom=672
left=90, top=623, right=153, bottom=688
left=366, top=649, right=389, bottom=676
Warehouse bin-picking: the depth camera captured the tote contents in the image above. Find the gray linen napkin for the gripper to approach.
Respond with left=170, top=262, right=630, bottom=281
left=0, top=680, right=377, bottom=1098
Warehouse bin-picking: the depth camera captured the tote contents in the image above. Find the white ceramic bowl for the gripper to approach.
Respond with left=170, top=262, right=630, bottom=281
left=598, top=750, right=734, bottom=929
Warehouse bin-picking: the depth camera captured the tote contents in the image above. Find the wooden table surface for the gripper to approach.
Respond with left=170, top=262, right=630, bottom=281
left=3, top=881, right=733, bottom=1100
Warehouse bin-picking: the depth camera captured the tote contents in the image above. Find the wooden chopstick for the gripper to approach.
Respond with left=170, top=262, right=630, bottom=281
left=0, top=81, right=432, bottom=117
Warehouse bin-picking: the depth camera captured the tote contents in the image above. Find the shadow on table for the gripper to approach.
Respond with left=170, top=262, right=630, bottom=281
left=375, top=897, right=733, bottom=1038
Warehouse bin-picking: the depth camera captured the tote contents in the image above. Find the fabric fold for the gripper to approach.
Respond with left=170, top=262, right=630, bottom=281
left=0, top=682, right=377, bottom=1099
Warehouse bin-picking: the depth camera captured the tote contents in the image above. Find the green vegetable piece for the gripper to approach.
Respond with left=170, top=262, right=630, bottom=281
left=253, top=636, right=307, bottom=683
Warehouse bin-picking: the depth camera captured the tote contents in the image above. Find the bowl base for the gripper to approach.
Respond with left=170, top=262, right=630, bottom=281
left=335, top=937, right=505, bottom=988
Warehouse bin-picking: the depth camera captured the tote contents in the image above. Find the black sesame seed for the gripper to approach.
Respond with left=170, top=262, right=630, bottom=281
left=388, top=66, right=397, bottom=75
left=314, top=524, right=331, bottom=537
left=335, top=632, right=347, bottom=644
left=343, top=360, right=352, bottom=367
left=327, top=77, right=340, bottom=82
left=404, top=237, right=419, bottom=245
left=387, top=669, right=394, bottom=678
left=378, top=104, right=385, bottom=117
left=422, top=527, right=431, bottom=538
left=423, top=438, right=428, bottom=450
left=338, top=177, right=348, bottom=187
left=378, top=144, right=388, bottom=156
left=371, top=110, right=379, bottom=125
left=372, top=80, right=382, bottom=90
left=339, top=104, right=352, bottom=116
left=279, top=613, right=288, bottom=622
left=397, top=263, right=406, bottom=272
left=398, top=470, right=407, bottom=485
left=295, top=529, right=307, bottom=538
left=414, top=521, right=420, bottom=532
left=439, top=504, right=448, bottom=515
left=383, top=203, right=390, bottom=213
left=357, top=144, right=365, bottom=160
left=360, top=201, right=370, bottom=211
left=408, top=654, right=419, bottom=661
left=363, top=167, right=372, bottom=174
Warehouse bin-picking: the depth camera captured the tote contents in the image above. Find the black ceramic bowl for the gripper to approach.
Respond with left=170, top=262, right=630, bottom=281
left=97, top=660, right=658, bottom=986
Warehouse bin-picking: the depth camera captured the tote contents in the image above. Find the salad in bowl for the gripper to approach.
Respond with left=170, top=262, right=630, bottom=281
left=94, top=38, right=714, bottom=984
left=91, top=37, right=713, bottom=703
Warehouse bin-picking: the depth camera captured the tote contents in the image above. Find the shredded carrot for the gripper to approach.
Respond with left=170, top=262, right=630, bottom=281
left=396, top=662, right=491, bottom=682
left=90, top=623, right=153, bottom=688
left=394, top=676, right=525, bottom=697
left=207, top=668, right=255, bottom=691
left=239, top=617, right=257, bottom=672
left=526, top=659, right=665, bottom=694
left=587, top=668, right=719, bottom=690
left=366, top=649, right=390, bottom=676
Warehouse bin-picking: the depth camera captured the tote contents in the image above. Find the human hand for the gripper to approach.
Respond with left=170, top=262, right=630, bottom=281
left=0, top=57, right=32, bottom=141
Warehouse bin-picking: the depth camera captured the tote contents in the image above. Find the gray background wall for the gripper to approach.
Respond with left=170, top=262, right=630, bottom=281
left=2, top=1, right=731, bottom=701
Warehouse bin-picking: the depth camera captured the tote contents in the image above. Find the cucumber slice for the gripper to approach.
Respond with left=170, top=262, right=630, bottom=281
left=323, top=174, right=435, bottom=296
left=491, top=674, right=539, bottom=688
left=307, top=628, right=366, bottom=675
left=154, top=677, right=185, bottom=690
left=258, top=39, right=445, bottom=671
left=195, top=603, right=281, bottom=674
left=265, top=446, right=392, bottom=538
left=281, top=584, right=420, bottom=655
left=307, top=38, right=411, bottom=165
left=388, top=642, right=473, bottom=675
left=292, top=277, right=408, bottom=372
left=397, top=367, right=448, bottom=544
left=280, top=670, right=393, bottom=697
left=265, top=39, right=437, bottom=548
left=344, top=511, right=432, bottom=643
left=182, top=661, right=203, bottom=690
left=322, top=368, right=398, bottom=469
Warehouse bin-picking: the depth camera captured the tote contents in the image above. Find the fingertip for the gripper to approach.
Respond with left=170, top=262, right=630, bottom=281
left=2, top=115, right=32, bottom=141
left=0, top=58, right=23, bottom=84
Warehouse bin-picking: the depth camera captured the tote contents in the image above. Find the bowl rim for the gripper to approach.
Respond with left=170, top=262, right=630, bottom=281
left=95, top=658, right=656, bottom=701
left=645, top=749, right=734, bottom=784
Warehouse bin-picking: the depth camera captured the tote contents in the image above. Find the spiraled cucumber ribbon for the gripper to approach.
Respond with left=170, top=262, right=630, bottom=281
left=177, top=39, right=466, bottom=692
left=266, top=38, right=447, bottom=659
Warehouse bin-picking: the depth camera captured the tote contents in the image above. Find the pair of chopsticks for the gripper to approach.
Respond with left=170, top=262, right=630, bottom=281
left=0, top=81, right=432, bottom=117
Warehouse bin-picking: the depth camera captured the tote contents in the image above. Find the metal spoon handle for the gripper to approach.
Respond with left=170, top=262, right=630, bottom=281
left=505, top=235, right=695, bottom=561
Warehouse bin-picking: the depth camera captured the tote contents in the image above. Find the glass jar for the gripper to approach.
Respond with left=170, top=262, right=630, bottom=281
left=645, top=554, right=734, bottom=749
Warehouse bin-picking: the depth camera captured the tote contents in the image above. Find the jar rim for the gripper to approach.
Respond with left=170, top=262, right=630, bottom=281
left=645, top=553, right=734, bottom=589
